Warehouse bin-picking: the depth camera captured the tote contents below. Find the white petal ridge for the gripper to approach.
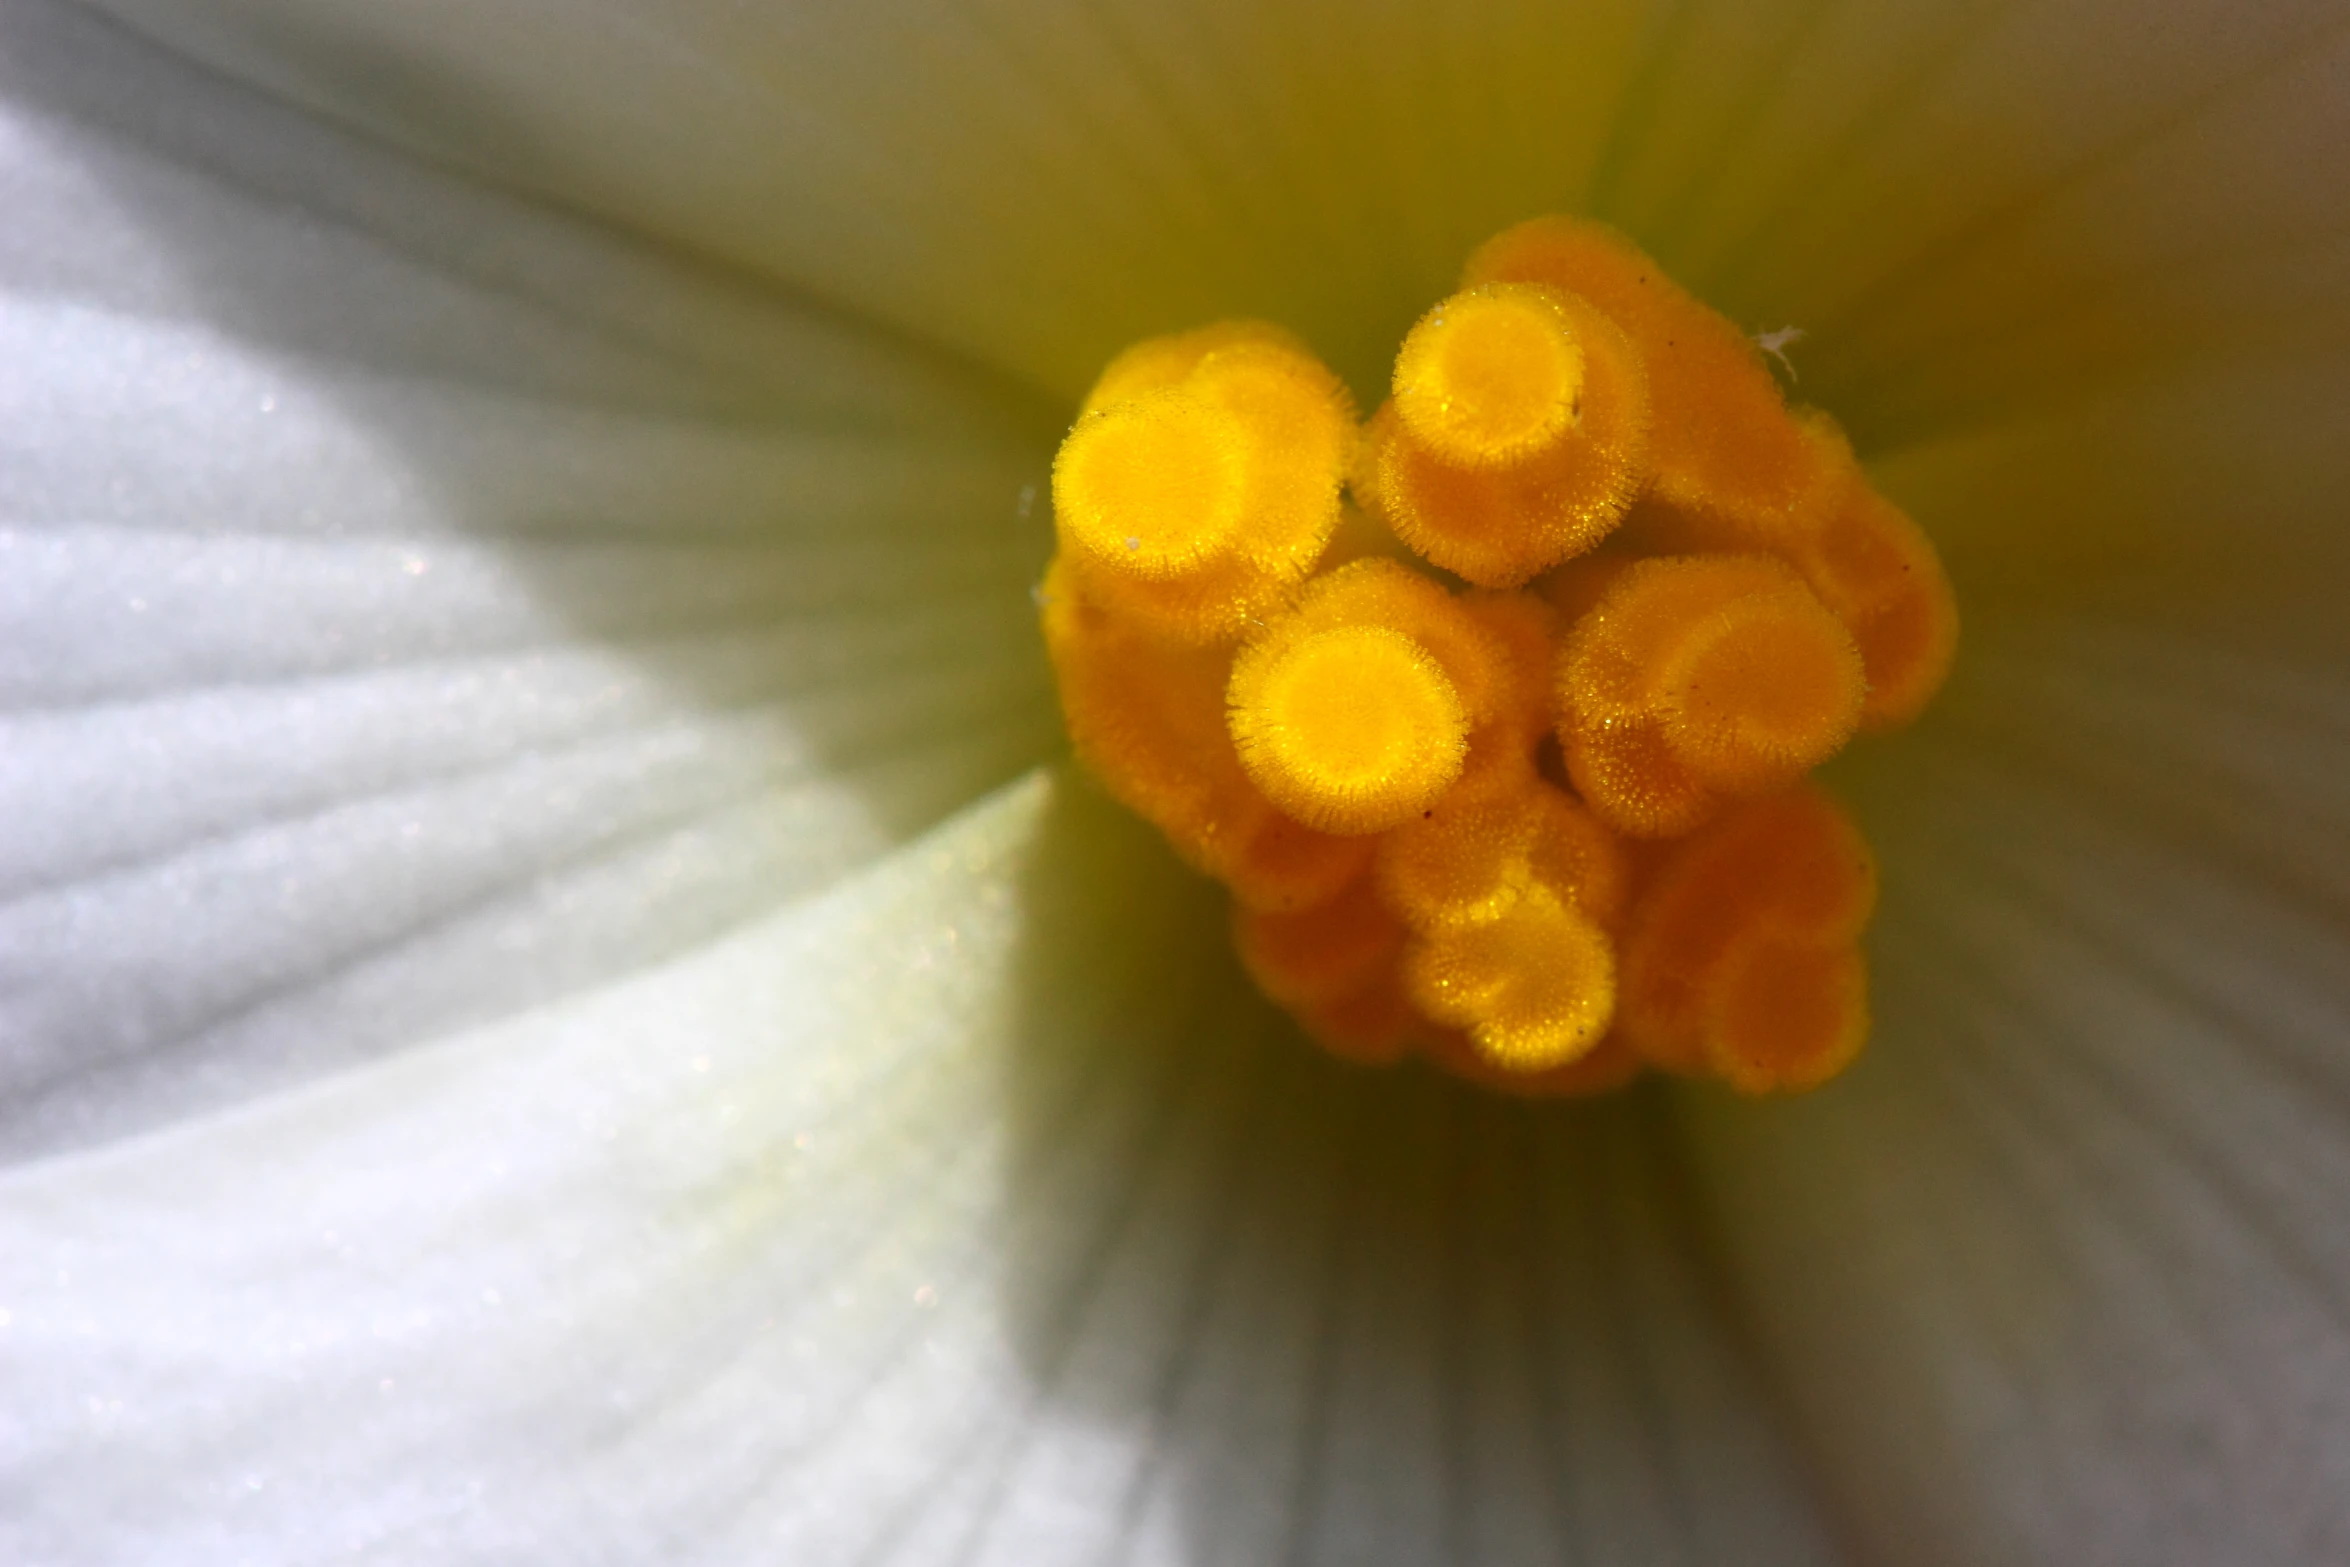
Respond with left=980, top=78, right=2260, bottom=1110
left=1, top=0, right=1062, bottom=1158
left=3, top=772, right=1842, bottom=1566
left=1686, top=620, right=2350, bottom=1567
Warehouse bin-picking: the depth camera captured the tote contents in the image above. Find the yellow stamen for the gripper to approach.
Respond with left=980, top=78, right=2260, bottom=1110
left=1557, top=555, right=1864, bottom=834
left=1298, top=970, right=1420, bottom=1065
left=1459, top=589, right=1565, bottom=748
left=1393, top=284, right=1588, bottom=469
left=1525, top=784, right=1632, bottom=931
left=1375, top=761, right=1540, bottom=934
left=1404, top=883, right=1616, bottom=1071
left=1422, top=1021, right=1644, bottom=1099
left=1082, top=319, right=1316, bottom=414
left=1465, top=216, right=1817, bottom=535
left=1281, top=559, right=1514, bottom=725
left=1039, top=214, right=1954, bottom=1098
left=1220, top=807, right=1377, bottom=915
left=1234, top=880, right=1417, bottom=1065
left=1038, top=558, right=1239, bottom=862
left=1056, top=325, right=1355, bottom=644
left=1355, top=285, right=1649, bottom=587
left=1783, top=415, right=1959, bottom=731
left=1616, top=787, right=1877, bottom=1093
left=1615, top=412, right=1959, bottom=731
left=1040, top=559, right=1365, bottom=911
left=1053, top=394, right=1249, bottom=579
left=1228, top=622, right=1469, bottom=835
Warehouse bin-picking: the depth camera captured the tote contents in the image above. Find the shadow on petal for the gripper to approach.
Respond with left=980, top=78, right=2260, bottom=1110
left=992, top=776, right=1842, bottom=1566
left=0, top=0, right=1065, bottom=1159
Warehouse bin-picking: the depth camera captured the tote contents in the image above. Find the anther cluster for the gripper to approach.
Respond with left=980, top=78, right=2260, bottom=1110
left=1041, top=216, right=1956, bottom=1096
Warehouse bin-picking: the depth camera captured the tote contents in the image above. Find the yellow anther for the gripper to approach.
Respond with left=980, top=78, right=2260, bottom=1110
left=1375, top=763, right=1541, bottom=933
left=1285, top=559, right=1514, bottom=725
left=1393, top=284, right=1587, bottom=470
left=1707, top=937, right=1868, bottom=1096
left=1298, top=970, right=1419, bottom=1065
left=1404, top=883, right=1616, bottom=1072
left=1191, top=337, right=1360, bottom=576
left=1558, top=555, right=1864, bottom=834
left=1043, top=560, right=1371, bottom=914
left=1465, top=216, right=1816, bottom=535
left=1221, top=799, right=1377, bottom=915
left=1228, top=622, right=1469, bottom=834
left=1459, top=590, right=1564, bottom=747
left=1782, top=414, right=1958, bottom=731
left=1616, top=787, right=1877, bottom=1092
left=1612, top=416, right=1957, bottom=734
left=1054, top=392, right=1248, bottom=579
left=1378, top=761, right=1626, bottom=940
left=1560, top=719, right=1716, bottom=841
left=1355, top=287, right=1649, bottom=587
left=1536, top=550, right=1634, bottom=625
left=1056, top=327, right=1354, bottom=645
left=1068, top=548, right=1294, bottom=651
left=1656, top=575, right=1866, bottom=793
left=1040, top=216, right=1954, bottom=1098
left=1038, top=559, right=1241, bottom=862
left=1082, top=320, right=1313, bottom=414
left=1524, top=785, right=1631, bottom=931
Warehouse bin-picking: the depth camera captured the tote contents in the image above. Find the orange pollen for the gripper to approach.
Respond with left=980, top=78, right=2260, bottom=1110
left=1041, top=215, right=1957, bottom=1098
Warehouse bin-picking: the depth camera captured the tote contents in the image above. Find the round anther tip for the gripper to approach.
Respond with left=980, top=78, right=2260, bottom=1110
left=1229, top=624, right=1469, bottom=835
left=1663, top=588, right=1865, bottom=791
left=1394, top=285, right=1586, bottom=471
left=1053, top=392, right=1248, bottom=580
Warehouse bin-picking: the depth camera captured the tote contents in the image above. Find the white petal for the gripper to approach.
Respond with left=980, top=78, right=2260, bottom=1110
left=1, top=1, right=1057, bottom=1158
left=2, top=773, right=1839, bottom=1566
left=80, top=0, right=2350, bottom=437
left=1599, top=0, right=2350, bottom=449
left=79, top=0, right=1667, bottom=396
left=1684, top=618, right=2350, bottom=1566
left=1870, top=357, right=2350, bottom=622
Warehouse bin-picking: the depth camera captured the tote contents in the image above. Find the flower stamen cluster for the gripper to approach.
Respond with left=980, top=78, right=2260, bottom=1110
left=1041, top=216, right=1957, bottom=1096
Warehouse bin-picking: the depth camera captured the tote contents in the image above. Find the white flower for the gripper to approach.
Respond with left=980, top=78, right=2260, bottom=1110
left=6, top=0, right=2349, bottom=1562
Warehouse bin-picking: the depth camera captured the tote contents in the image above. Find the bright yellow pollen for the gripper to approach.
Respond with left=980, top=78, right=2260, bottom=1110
left=1394, top=285, right=1587, bottom=469
left=1405, top=884, right=1616, bottom=1071
left=1054, top=393, right=1247, bottom=578
left=1229, top=623, right=1469, bottom=835
left=1054, top=325, right=1355, bottom=645
left=1040, top=214, right=1958, bottom=1098
left=1357, top=285, right=1650, bottom=588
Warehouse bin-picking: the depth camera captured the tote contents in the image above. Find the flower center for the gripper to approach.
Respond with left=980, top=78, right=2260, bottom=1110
left=1040, top=216, right=1957, bottom=1097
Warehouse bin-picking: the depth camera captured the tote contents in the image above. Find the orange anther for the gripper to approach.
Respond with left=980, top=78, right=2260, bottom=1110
left=1404, top=883, right=1616, bottom=1072
left=1465, top=216, right=1818, bottom=536
left=1234, top=877, right=1406, bottom=1010
left=1355, top=285, right=1649, bottom=587
left=1558, top=555, right=1864, bottom=833
left=1616, top=787, right=1877, bottom=1091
